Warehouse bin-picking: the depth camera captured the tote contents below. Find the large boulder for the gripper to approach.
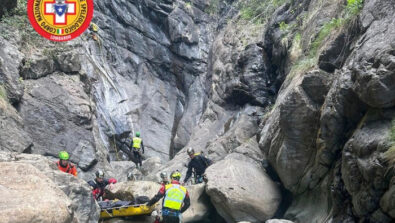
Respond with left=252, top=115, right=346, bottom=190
left=232, top=136, right=265, bottom=164
left=0, top=162, right=75, bottom=223
left=140, top=156, right=162, bottom=176
left=259, top=69, right=333, bottom=193
left=0, top=152, right=99, bottom=223
left=183, top=184, right=212, bottom=222
left=205, top=157, right=281, bottom=223
left=106, top=181, right=161, bottom=201
left=110, top=161, right=136, bottom=182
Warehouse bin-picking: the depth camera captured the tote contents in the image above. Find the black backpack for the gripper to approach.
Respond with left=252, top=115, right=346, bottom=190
left=197, top=153, right=212, bottom=168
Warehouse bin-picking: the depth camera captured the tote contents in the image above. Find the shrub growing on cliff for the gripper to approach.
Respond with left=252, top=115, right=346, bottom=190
left=240, top=0, right=288, bottom=24
left=279, top=21, right=289, bottom=32
left=0, top=0, right=43, bottom=49
left=346, top=0, right=364, bottom=16
left=288, top=0, right=364, bottom=78
left=206, top=0, right=220, bottom=15
left=0, top=0, right=25, bottom=28
left=0, top=84, right=8, bottom=101
left=310, top=18, right=345, bottom=57
left=383, top=120, right=395, bottom=167
left=0, top=0, right=27, bottom=19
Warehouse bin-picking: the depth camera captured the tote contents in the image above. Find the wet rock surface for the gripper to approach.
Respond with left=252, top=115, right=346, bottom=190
left=0, top=0, right=395, bottom=222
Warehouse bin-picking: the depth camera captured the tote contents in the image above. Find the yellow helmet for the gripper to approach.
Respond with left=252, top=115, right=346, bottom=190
left=170, top=170, right=181, bottom=180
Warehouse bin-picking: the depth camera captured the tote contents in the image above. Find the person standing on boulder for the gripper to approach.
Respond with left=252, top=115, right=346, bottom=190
left=183, top=147, right=211, bottom=184
left=88, top=169, right=117, bottom=201
left=56, top=151, right=77, bottom=177
left=131, top=131, right=144, bottom=168
left=146, top=171, right=190, bottom=223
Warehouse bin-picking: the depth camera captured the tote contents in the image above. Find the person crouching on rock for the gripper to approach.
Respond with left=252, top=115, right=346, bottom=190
left=88, top=169, right=117, bottom=201
left=183, top=147, right=211, bottom=184
left=57, top=151, right=77, bottom=177
left=146, top=171, right=190, bottom=223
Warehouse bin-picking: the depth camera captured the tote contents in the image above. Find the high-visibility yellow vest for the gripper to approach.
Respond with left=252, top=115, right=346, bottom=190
left=132, top=137, right=142, bottom=149
left=163, top=184, right=187, bottom=210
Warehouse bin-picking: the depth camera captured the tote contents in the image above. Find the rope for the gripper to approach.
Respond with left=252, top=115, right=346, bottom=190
left=85, top=27, right=137, bottom=154
left=128, top=116, right=135, bottom=137
left=91, top=32, right=136, bottom=137
left=84, top=40, right=121, bottom=96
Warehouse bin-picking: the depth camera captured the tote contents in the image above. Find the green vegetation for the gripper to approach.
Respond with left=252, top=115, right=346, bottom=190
left=0, top=84, right=8, bottom=101
left=205, top=0, right=220, bottom=15
left=21, top=58, right=32, bottom=71
left=309, top=0, right=364, bottom=57
left=185, top=2, right=192, bottom=9
left=390, top=119, right=395, bottom=142
left=262, top=103, right=276, bottom=119
left=383, top=120, right=395, bottom=166
left=1, top=0, right=27, bottom=21
left=293, top=32, right=301, bottom=43
left=240, top=0, right=288, bottom=24
left=287, top=18, right=342, bottom=77
left=0, top=0, right=43, bottom=48
left=1, top=0, right=27, bottom=17
left=288, top=0, right=364, bottom=78
left=287, top=32, right=313, bottom=76
left=310, top=18, right=345, bottom=57
left=42, top=48, right=58, bottom=59
left=290, top=56, right=317, bottom=76
left=346, top=0, right=364, bottom=16
left=384, top=147, right=395, bottom=167
left=279, top=21, right=289, bottom=32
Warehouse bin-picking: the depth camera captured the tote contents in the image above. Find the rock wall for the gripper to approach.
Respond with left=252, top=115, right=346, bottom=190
left=0, top=0, right=394, bottom=222
left=257, top=0, right=395, bottom=222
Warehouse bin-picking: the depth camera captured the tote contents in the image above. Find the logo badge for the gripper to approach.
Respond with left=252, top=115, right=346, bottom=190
left=27, top=0, right=94, bottom=42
